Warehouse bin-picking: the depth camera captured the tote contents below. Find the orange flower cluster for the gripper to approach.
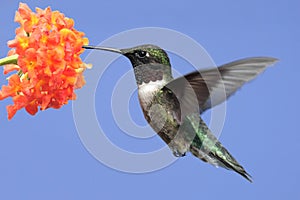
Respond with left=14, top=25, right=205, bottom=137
left=0, top=3, right=90, bottom=119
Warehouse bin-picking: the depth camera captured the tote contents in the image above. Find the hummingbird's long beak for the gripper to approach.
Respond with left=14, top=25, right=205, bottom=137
left=82, top=45, right=123, bottom=54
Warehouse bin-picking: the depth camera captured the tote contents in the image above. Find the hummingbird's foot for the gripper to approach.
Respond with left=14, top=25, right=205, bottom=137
left=169, top=141, right=189, bottom=157
left=172, top=150, right=186, bottom=157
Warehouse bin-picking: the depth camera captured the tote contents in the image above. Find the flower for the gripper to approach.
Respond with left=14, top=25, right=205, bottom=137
left=0, top=3, right=90, bottom=120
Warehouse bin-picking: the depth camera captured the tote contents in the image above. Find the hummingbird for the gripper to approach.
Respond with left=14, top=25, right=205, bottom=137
left=83, top=44, right=278, bottom=182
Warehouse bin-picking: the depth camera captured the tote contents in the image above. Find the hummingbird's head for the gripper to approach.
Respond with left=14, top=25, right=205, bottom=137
left=120, top=44, right=170, bottom=68
left=83, top=44, right=173, bottom=84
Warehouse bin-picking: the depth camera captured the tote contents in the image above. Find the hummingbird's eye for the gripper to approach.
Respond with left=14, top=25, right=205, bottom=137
left=136, top=50, right=147, bottom=58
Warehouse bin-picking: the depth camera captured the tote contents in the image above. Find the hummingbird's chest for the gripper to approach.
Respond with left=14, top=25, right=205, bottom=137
left=137, top=80, right=167, bottom=110
left=138, top=81, right=182, bottom=146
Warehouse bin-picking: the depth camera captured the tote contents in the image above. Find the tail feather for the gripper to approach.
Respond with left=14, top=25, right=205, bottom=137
left=190, top=138, right=252, bottom=182
left=211, top=150, right=252, bottom=182
left=184, top=114, right=252, bottom=182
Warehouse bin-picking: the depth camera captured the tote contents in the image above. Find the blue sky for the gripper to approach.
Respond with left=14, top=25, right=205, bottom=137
left=0, top=0, right=299, bottom=199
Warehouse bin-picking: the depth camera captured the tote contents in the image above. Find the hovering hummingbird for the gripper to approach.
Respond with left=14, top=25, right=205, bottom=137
left=83, top=44, right=277, bottom=182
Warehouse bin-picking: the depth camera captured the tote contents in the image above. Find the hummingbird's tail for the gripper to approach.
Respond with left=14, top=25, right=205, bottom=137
left=190, top=140, right=252, bottom=182
left=186, top=115, right=252, bottom=182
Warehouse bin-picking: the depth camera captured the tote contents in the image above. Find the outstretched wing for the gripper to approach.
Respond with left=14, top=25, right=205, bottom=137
left=163, top=57, right=278, bottom=120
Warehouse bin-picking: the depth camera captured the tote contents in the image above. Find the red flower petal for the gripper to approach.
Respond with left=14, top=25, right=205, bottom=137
left=25, top=101, right=38, bottom=115
left=7, top=105, right=18, bottom=120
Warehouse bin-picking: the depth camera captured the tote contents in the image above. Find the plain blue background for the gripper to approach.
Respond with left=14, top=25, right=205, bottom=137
left=0, top=0, right=299, bottom=199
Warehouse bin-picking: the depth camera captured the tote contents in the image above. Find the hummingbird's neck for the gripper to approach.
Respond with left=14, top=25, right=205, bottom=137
left=133, top=64, right=173, bottom=85
left=134, top=64, right=173, bottom=109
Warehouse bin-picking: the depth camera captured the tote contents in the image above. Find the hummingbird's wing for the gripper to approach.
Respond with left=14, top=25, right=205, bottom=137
left=164, top=57, right=278, bottom=118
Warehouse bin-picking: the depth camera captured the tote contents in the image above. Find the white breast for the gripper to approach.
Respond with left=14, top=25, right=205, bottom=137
left=138, top=80, right=167, bottom=109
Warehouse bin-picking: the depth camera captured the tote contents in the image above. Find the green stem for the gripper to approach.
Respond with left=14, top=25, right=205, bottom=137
left=0, top=54, right=18, bottom=66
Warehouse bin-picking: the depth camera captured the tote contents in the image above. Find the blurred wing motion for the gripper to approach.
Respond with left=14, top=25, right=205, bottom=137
left=164, top=57, right=278, bottom=118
